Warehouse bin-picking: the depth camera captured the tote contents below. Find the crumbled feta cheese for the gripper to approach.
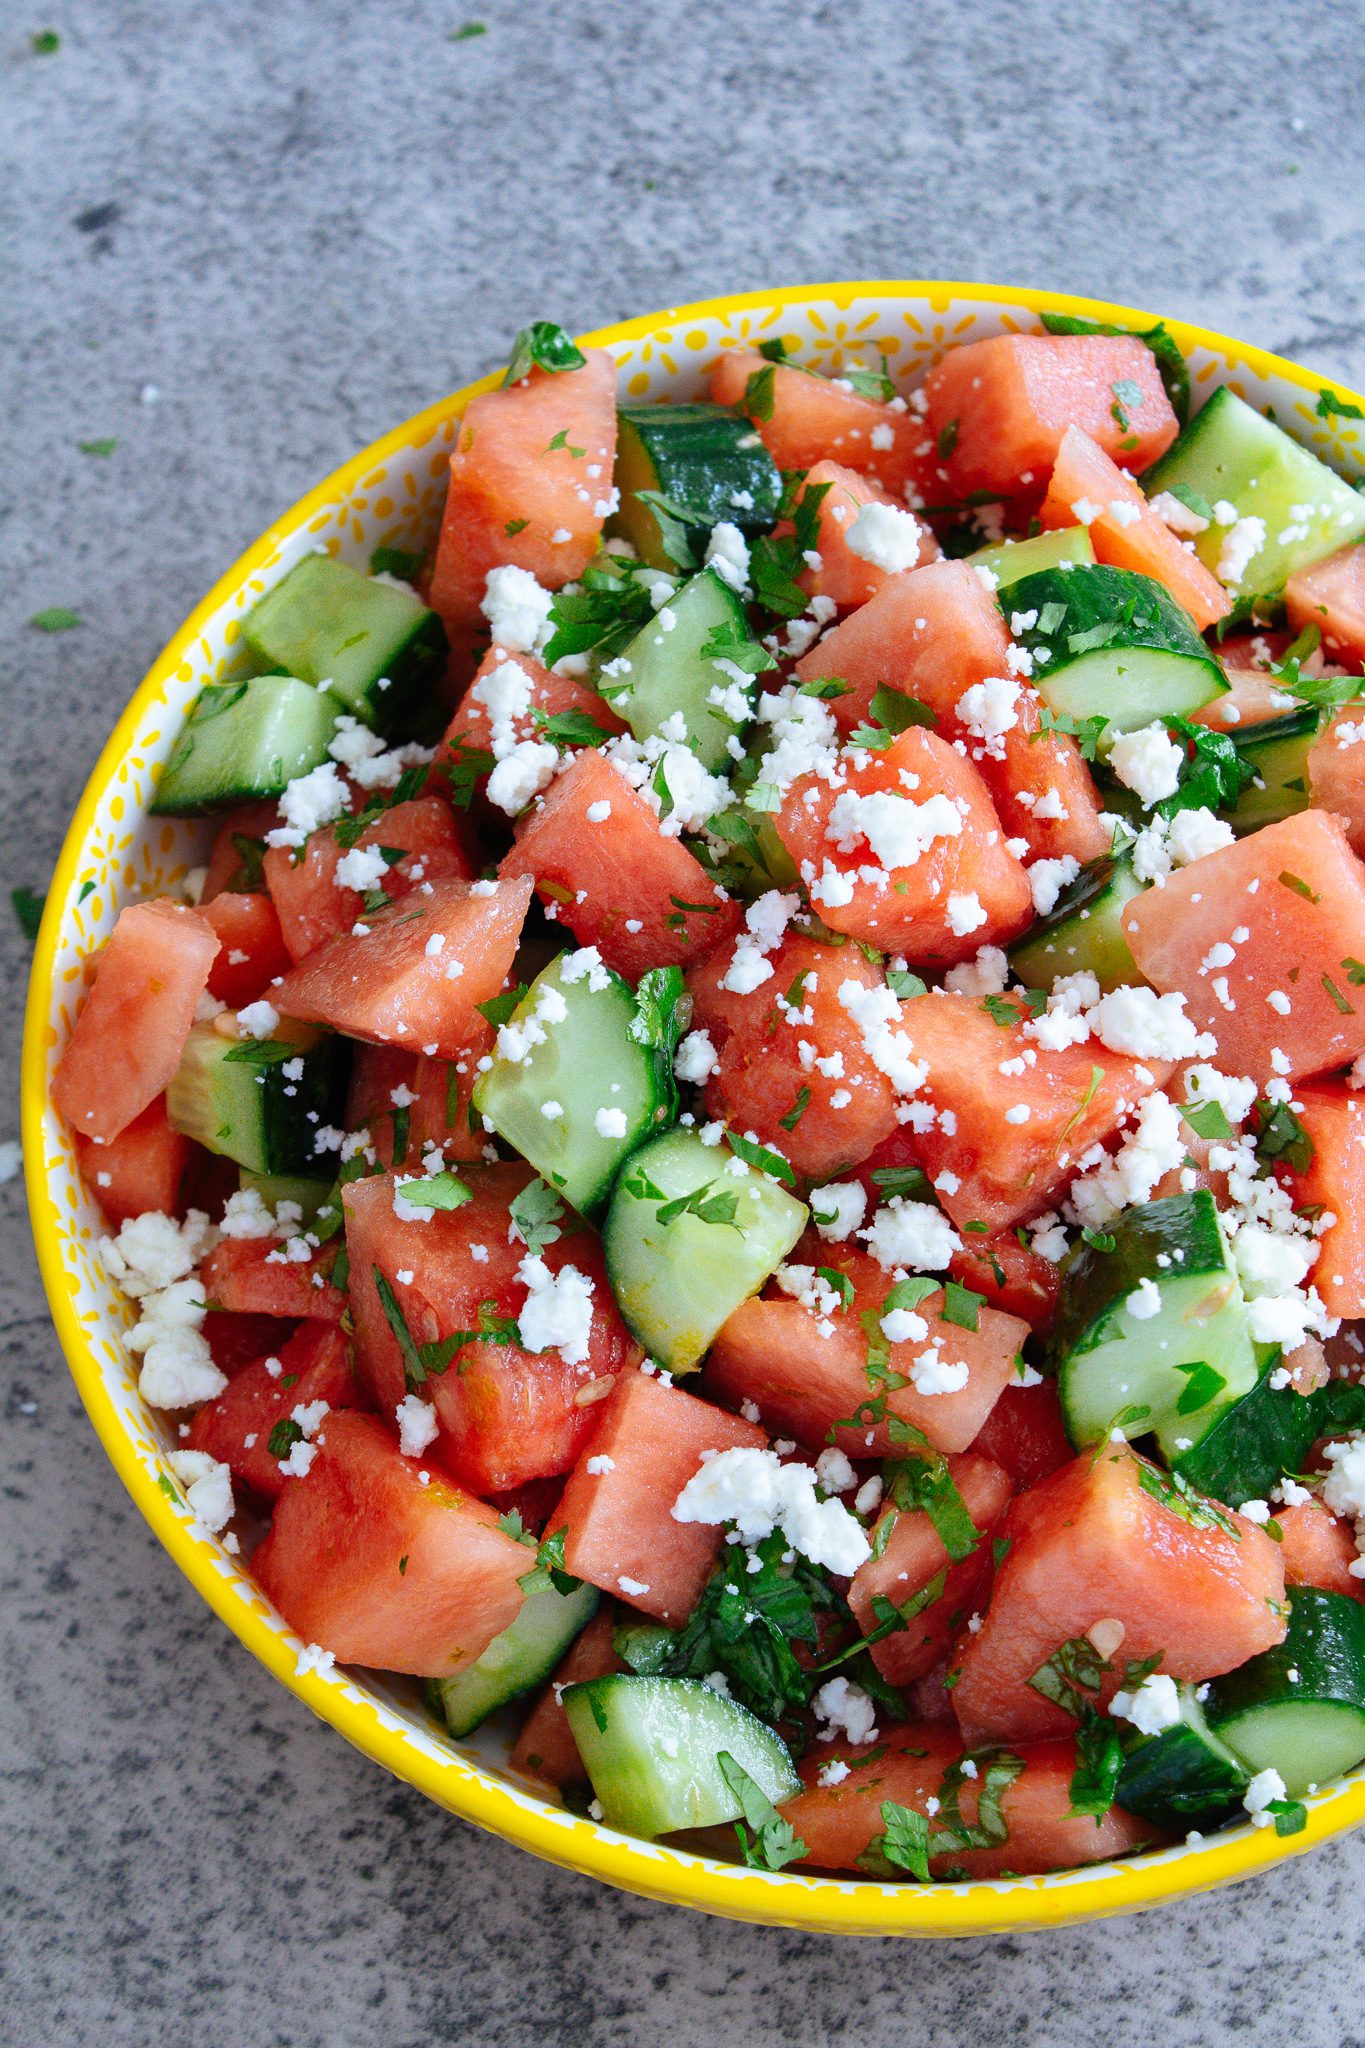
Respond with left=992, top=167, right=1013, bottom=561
left=1109, top=724, right=1185, bottom=807
left=594, top=1106, right=628, bottom=1139
left=817, top=1758, right=852, bottom=1787
left=395, top=1394, right=439, bottom=1459
left=1165, top=806, right=1236, bottom=866
left=909, top=1346, right=970, bottom=1395
left=810, top=1180, right=868, bottom=1242
left=945, top=891, right=987, bottom=938
left=481, top=564, right=554, bottom=653
left=236, top=999, right=280, bottom=1040
left=811, top=1675, right=879, bottom=1745
left=1243, top=1766, right=1288, bottom=1827
left=264, top=762, right=350, bottom=849
left=844, top=500, right=923, bottom=573
left=1088, top=986, right=1210, bottom=1061
left=1110, top=1672, right=1181, bottom=1735
left=1216, top=516, right=1267, bottom=590
left=674, top=1028, right=720, bottom=1085
left=1028, top=856, right=1081, bottom=917
left=861, top=1195, right=961, bottom=1273
left=333, top=844, right=391, bottom=894
left=955, top=675, right=1020, bottom=745
left=704, top=521, right=752, bottom=595
left=1126, top=1276, right=1162, bottom=1321
left=1149, top=490, right=1210, bottom=536
left=166, top=1450, right=235, bottom=1534
left=944, top=945, right=1009, bottom=997
left=487, top=737, right=559, bottom=816
left=672, top=1446, right=871, bottom=1576
left=815, top=1447, right=857, bottom=1495
left=516, top=1254, right=595, bottom=1364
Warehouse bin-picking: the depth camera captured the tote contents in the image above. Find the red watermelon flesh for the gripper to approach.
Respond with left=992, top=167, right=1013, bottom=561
left=498, top=748, right=740, bottom=981
left=1121, top=810, right=1365, bottom=1087
left=704, top=1278, right=1028, bottom=1460
left=949, top=1231, right=1061, bottom=1335
left=437, top=646, right=628, bottom=793
left=53, top=898, right=220, bottom=1145
left=686, top=932, right=899, bottom=1180
left=795, top=560, right=1110, bottom=868
left=922, top=335, right=1178, bottom=507
left=1308, top=710, right=1365, bottom=860
left=271, top=873, right=531, bottom=1059
left=200, top=800, right=281, bottom=903
left=873, top=989, right=1175, bottom=1232
left=345, top=1041, right=419, bottom=1131
left=550, top=1368, right=768, bottom=1623
left=1189, top=641, right=1299, bottom=733
left=785, top=460, right=940, bottom=612
left=200, top=889, right=293, bottom=1008
left=709, top=348, right=935, bottom=501
left=203, top=1310, right=299, bottom=1378
left=780, top=1724, right=1162, bottom=1876
left=253, top=1410, right=533, bottom=1677
left=1038, top=425, right=1230, bottom=632
left=1277, top=1079, right=1365, bottom=1318
left=187, top=1320, right=366, bottom=1500
left=72, top=1092, right=195, bottom=1227
left=263, top=796, right=476, bottom=966
left=772, top=726, right=1033, bottom=964
left=510, top=1601, right=624, bottom=1788
left=1286, top=542, right=1365, bottom=669
left=428, top=348, right=618, bottom=638
left=345, top=1034, right=492, bottom=1169
left=1273, top=1501, right=1363, bottom=1600
left=949, top=1446, right=1286, bottom=1746
left=968, top=1378, right=1074, bottom=1493
left=848, top=1451, right=1013, bottom=1684
left=199, top=1235, right=347, bottom=1321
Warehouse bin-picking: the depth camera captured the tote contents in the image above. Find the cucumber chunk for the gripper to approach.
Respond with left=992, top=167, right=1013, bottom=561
left=970, top=524, right=1095, bottom=582
left=1008, top=847, right=1146, bottom=993
left=1206, top=1588, right=1365, bottom=1797
left=601, top=566, right=762, bottom=772
left=472, top=953, right=685, bottom=1222
left=166, top=1023, right=344, bottom=1177
left=242, top=554, right=448, bottom=734
left=611, top=404, right=783, bottom=572
left=1115, top=1683, right=1250, bottom=1831
left=152, top=673, right=345, bottom=816
left=1141, top=386, right=1365, bottom=613
left=1175, top=1348, right=1365, bottom=1509
left=602, top=1125, right=807, bottom=1372
left=1051, top=1191, right=1257, bottom=1457
left=238, top=1169, right=335, bottom=1227
left=433, top=1579, right=599, bottom=1739
left=999, top=564, right=1227, bottom=743
left=561, top=1673, right=800, bottom=1838
left=1224, top=706, right=1319, bottom=835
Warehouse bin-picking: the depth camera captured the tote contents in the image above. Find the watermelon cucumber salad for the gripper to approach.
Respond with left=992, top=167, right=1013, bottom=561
left=52, top=310, right=1365, bottom=1881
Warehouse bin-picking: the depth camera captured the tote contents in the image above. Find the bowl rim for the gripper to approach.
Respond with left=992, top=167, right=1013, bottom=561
left=23, top=276, right=1365, bottom=1937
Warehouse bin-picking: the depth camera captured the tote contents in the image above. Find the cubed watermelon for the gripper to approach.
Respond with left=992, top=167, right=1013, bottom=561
left=510, top=1601, right=624, bottom=1787
left=186, top=1321, right=366, bottom=1499
left=199, top=1235, right=347, bottom=1321
left=848, top=1451, right=1013, bottom=1683
left=263, top=795, right=476, bottom=966
left=1273, top=1500, right=1363, bottom=1600
left=968, top=1378, right=1074, bottom=1492
left=709, top=349, right=933, bottom=501
left=786, top=460, right=940, bottom=612
left=72, top=1092, right=195, bottom=1227
left=1308, top=711, right=1365, bottom=860
left=200, top=799, right=281, bottom=902
left=200, top=889, right=293, bottom=1007
left=949, top=1231, right=1061, bottom=1334
left=1286, top=542, right=1365, bottom=668
left=253, top=1410, right=534, bottom=1676
left=1277, top=1079, right=1365, bottom=1318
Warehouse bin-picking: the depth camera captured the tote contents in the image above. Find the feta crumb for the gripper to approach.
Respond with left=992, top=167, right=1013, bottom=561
left=1244, top=1766, right=1288, bottom=1827
left=810, top=1180, right=867, bottom=1243
left=811, top=1674, right=879, bottom=1745
left=481, top=564, right=554, bottom=653
left=672, top=1446, right=871, bottom=1575
left=395, top=1394, right=439, bottom=1459
left=1110, top=1672, right=1181, bottom=1735
left=1109, top=724, right=1185, bottom=807
left=844, top=500, right=923, bottom=573
left=166, top=1450, right=235, bottom=1534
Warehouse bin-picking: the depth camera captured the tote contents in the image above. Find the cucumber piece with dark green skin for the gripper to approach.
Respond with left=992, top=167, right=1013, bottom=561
left=998, top=564, right=1227, bottom=741
left=166, top=1024, right=345, bottom=1177
left=610, top=404, right=783, bottom=572
left=561, top=1673, right=800, bottom=1838
left=601, top=566, right=763, bottom=772
left=1174, top=1345, right=1365, bottom=1509
left=1205, top=1588, right=1365, bottom=1797
left=1008, top=848, right=1146, bottom=993
left=601, top=1124, right=807, bottom=1372
left=1141, top=386, right=1365, bottom=614
left=242, top=554, right=448, bottom=734
left=472, top=952, right=684, bottom=1223
left=432, top=1579, right=599, bottom=1739
left=1115, top=1684, right=1250, bottom=1831
left=1223, top=706, right=1320, bottom=835
left=970, top=524, right=1095, bottom=582
left=238, top=1169, right=335, bottom=1226
left=1051, top=1191, right=1258, bottom=1458
left=151, top=673, right=345, bottom=815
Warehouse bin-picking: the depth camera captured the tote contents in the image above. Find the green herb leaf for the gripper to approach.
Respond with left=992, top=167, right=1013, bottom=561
left=724, top=1128, right=796, bottom=1188
left=1080, top=1225, right=1116, bottom=1252
left=30, top=607, right=82, bottom=632
left=1068, top=1704, right=1125, bottom=1824
left=1153, top=715, right=1256, bottom=822
left=394, top=1171, right=473, bottom=1211
left=700, top=616, right=777, bottom=678
left=936, top=418, right=959, bottom=460
left=449, top=20, right=488, bottom=39
left=873, top=1800, right=931, bottom=1881
left=502, top=322, right=586, bottom=387
left=1182, top=1099, right=1234, bottom=1142
left=1279, top=869, right=1320, bottom=903
left=267, top=1418, right=303, bottom=1459
left=1323, top=973, right=1356, bottom=1016
left=883, top=1452, right=981, bottom=1562
left=940, top=1282, right=984, bottom=1333
left=886, top=968, right=927, bottom=1000
left=78, top=437, right=118, bottom=457
left=1253, top=1097, right=1315, bottom=1177
left=11, top=886, right=45, bottom=942
left=477, top=983, right=529, bottom=1030
left=509, top=1177, right=566, bottom=1256
left=717, top=1752, right=808, bottom=1872
left=1316, top=388, right=1365, bottom=423
left=516, top=1525, right=582, bottom=1598
left=799, top=675, right=851, bottom=700
left=743, top=365, right=777, bottom=424
left=533, top=707, right=615, bottom=750
left=1267, top=1797, right=1309, bottom=1836
left=370, top=545, right=425, bottom=580
left=778, top=1086, right=812, bottom=1133
left=1344, top=958, right=1365, bottom=987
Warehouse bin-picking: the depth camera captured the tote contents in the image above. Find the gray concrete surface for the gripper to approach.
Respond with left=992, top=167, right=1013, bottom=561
left=5, top=2, right=1365, bottom=2042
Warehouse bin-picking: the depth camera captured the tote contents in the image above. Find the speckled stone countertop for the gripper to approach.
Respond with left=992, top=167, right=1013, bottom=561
left=5, top=3, right=1365, bottom=2041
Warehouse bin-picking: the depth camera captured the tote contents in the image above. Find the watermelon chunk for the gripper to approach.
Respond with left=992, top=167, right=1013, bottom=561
left=72, top=1092, right=195, bottom=1227
left=551, top=1370, right=768, bottom=1623
left=1276, top=1079, right=1365, bottom=1318
left=709, top=349, right=933, bottom=501
left=785, top=460, right=940, bottom=612
left=686, top=933, right=899, bottom=1181
left=1189, top=639, right=1299, bottom=733
left=780, top=1723, right=1162, bottom=1876
left=1121, top=811, right=1365, bottom=1087
left=922, top=335, right=1179, bottom=507
left=346, top=1036, right=490, bottom=1169
left=705, top=1277, right=1028, bottom=1459
left=204, top=1309, right=298, bottom=1377
left=428, top=348, right=618, bottom=639
left=772, top=725, right=1032, bottom=963
left=949, top=1445, right=1286, bottom=1745
left=186, top=1321, right=366, bottom=1500
left=264, top=795, right=475, bottom=966
left=863, top=990, right=1173, bottom=1233
left=200, top=889, right=293, bottom=1008
left=200, top=799, right=281, bottom=902
left=53, top=898, right=220, bottom=1145
left=510, top=1601, right=625, bottom=1787
left=1273, top=1500, right=1363, bottom=1599
left=199, top=1235, right=347, bottom=1321
left=271, top=874, right=531, bottom=1059
left=437, top=646, right=628, bottom=798
left=341, top=1167, right=643, bottom=1495
left=1309, top=711, right=1365, bottom=859
left=848, top=1452, right=1013, bottom=1683
left=795, top=560, right=1110, bottom=867
left=949, top=1231, right=1061, bottom=1334
left=498, top=748, right=739, bottom=981
left=253, top=1410, right=533, bottom=1677
left=968, top=1379, right=1074, bottom=1493
left=1038, top=425, right=1230, bottom=632
left=1286, top=542, right=1365, bottom=669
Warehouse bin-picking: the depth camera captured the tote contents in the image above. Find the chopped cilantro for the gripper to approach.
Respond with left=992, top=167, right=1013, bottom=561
left=872, top=1800, right=931, bottom=1882
left=1278, top=870, right=1320, bottom=903
left=532, top=706, right=615, bottom=749
left=886, top=967, right=927, bottom=1000
left=502, top=322, right=586, bottom=387
left=1254, top=1097, right=1314, bottom=1176
left=936, top=418, right=959, bottom=460
left=476, top=983, right=529, bottom=1030
left=394, top=1171, right=472, bottom=1212
left=724, top=1128, right=796, bottom=1188
left=717, top=1752, right=807, bottom=1872
left=78, top=438, right=118, bottom=457
left=1323, top=974, right=1356, bottom=1016
left=940, top=1281, right=984, bottom=1333
left=515, top=1525, right=582, bottom=1598
left=509, top=1177, right=566, bottom=1256
left=778, top=1086, right=812, bottom=1132
left=1182, top=1100, right=1234, bottom=1142
left=1316, top=388, right=1365, bottom=423
left=369, top=545, right=424, bottom=580
left=267, top=1418, right=304, bottom=1459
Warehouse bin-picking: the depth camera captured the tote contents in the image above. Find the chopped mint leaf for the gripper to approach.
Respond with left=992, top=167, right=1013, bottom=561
left=886, top=968, right=927, bottom=1000
left=476, top=983, right=529, bottom=1030
left=509, top=1177, right=566, bottom=1256
left=724, top=1128, right=796, bottom=1188
left=717, top=1752, right=807, bottom=1872
left=395, top=1171, right=473, bottom=1212
left=778, top=1086, right=812, bottom=1132
left=30, top=607, right=82, bottom=632
left=502, top=322, right=586, bottom=388
left=1316, top=388, right=1365, bottom=423
left=11, top=886, right=46, bottom=941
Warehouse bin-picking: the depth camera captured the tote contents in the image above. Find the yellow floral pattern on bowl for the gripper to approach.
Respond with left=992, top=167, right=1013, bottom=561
left=22, top=282, right=1365, bottom=1938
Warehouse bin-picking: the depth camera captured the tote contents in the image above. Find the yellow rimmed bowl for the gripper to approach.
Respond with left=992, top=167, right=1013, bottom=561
left=23, top=281, right=1365, bottom=1937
